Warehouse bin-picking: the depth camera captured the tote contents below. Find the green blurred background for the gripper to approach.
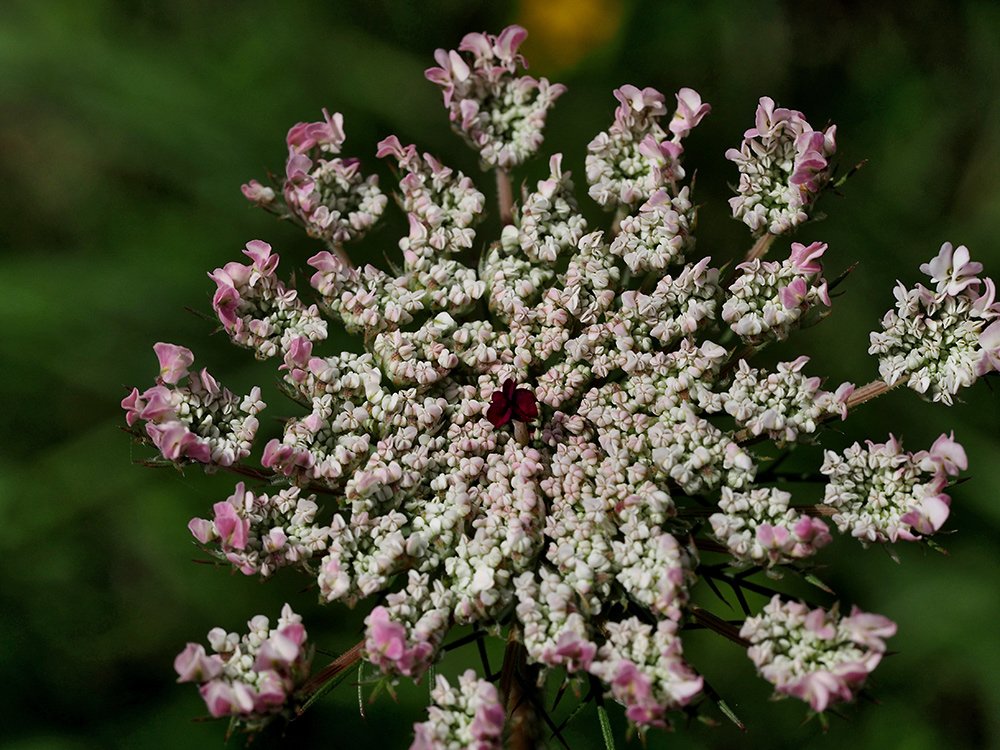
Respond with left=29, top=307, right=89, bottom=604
left=1, top=1, right=999, bottom=748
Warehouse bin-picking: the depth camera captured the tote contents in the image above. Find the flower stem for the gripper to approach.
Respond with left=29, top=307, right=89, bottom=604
left=745, top=232, right=776, bottom=263
left=296, top=640, right=365, bottom=714
left=724, top=232, right=777, bottom=288
left=689, top=606, right=750, bottom=648
left=610, top=205, right=628, bottom=237
left=332, top=242, right=354, bottom=269
left=845, top=378, right=904, bottom=410
left=497, top=169, right=514, bottom=226
left=500, top=627, right=541, bottom=750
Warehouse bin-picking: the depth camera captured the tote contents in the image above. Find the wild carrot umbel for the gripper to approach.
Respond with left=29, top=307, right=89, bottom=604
left=122, top=24, right=999, bottom=747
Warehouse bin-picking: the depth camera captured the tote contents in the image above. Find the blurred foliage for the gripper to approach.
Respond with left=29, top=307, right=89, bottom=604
left=1, top=0, right=998, bottom=748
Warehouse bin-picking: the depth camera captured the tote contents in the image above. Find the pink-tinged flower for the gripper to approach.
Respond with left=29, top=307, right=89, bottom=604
left=121, top=388, right=145, bottom=427
left=153, top=342, right=194, bottom=385
left=365, top=606, right=407, bottom=662
left=549, top=630, right=598, bottom=673
left=286, top=108, right=345, bottom=154
left=788, top=240, right=827, bottom=274
left=611, top=662, right=662, bottom=726
left=199, top=680, right=255, bottom=718
left=174, top=643, right=223, bottom=683
left=425, top=25, right=565, bottom=169
left=147, top=421, right=213, bottom=463
left=254, top=625, right=305, bottom=671
left=742, top=597, right=895, bottom=713
left=842, top=607, right=898, bottom=648
left=977, top=319, right=1000, bottom=375
left=240, top=179, right=275, bottom=205
left=614, top=85, right=667, bottom=119
left=486, top=379, right=538, bottom=427
left=919, top=242, right=983, bottom=296
left=187, top=517, right=215, bottom=545
left=213, top=499, right=249, bottom=550
left=779, top=277, right=810, bottom=309
left=925, top=431, right=968, bottom=476
left=252, top=671, right=288, bottom=712
left=669, top=87, right=711, bottom=139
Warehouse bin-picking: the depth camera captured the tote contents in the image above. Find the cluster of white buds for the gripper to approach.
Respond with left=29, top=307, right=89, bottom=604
left=705, top=355, right=853, bottom=444
left=587, top=85, right=709, bottom=208
left=610, top=188, right=695, bottom=274
left=425, top=26, right=565, bottom=170
left=243, top=109, right=386, bottom=245
left=723, top=241, right=831, bottom=342
left=710, top=486, right=832, bottom=567
left=869, top=242, right=1000, bottom=404
left=821, top=433, right=967, bottom=543
left=741, top=597, right=896, bottom=713
left=210, top=240, right=327, bottom=359
left=122, top=343, right=263, bottom=466
left=188, top=482, right=330, bottom=577
left=124, top=23, right=997, bottom=745
left=726, top=96, right=836, bottom=235
left=501, top=154, right=588, bottom=263
left=174, top=604, right=311, bottom=725
left=410, top=670, right=505, bottom=750
left=515, top=568, right=598, bottom=672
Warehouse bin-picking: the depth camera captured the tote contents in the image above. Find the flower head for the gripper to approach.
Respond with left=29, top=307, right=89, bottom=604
left=742, top=597, right=895, bottom=712
left=726, top=97, right=836, bottom=234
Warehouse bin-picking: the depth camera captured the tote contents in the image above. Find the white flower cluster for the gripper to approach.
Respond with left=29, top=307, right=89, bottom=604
left=188, top=482, right=330, bottom=577
left=723, top=241, right=831, bottom=342
left=210, top=240, right=328, bottom=360
left=726, top=96, right=836, bottom=235
left=425, top=26, right=565, bottom=170
left=821, top=433, right=966, bottom=543
left=123, top=343, right=263, bottom=467
left=705, top=356, right=853, bottom=444
left=588, top=618, right=703, bottom=726
left=247, top=109, right=387, bottom=246
left=174, top=604, right=311, bottom=724
left=410, top=670, right=504, bottom=750
left=741, top=596, right=896, bottom=713
left=610, top=188, right=695, bottom=273
left=127, top=24, right=993, bottom=742
left=710, top=486, right=832, bottom=567
left=587, top=86, right=709, bottom=208
left=869, top=242, right=1000, bottom=404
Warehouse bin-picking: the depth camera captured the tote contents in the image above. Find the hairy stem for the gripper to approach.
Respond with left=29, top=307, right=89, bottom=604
left=846, top=377, right=905, bottom=410
left=496, top=169, right=514, bottom=226
left=500, top=627, right=541, bottom=750
left=745, top=232, right=777, bottom=263
left=297, top=640, right=365, bottom=712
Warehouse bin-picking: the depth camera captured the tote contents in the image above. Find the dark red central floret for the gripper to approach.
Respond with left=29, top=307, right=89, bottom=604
left=486, top=379, right=538, bottom=427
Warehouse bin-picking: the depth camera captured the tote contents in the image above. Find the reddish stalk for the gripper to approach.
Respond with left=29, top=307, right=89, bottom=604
left=496, top=169, right=514, bottom=226
left=500, top=627, right=541, bottom=750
